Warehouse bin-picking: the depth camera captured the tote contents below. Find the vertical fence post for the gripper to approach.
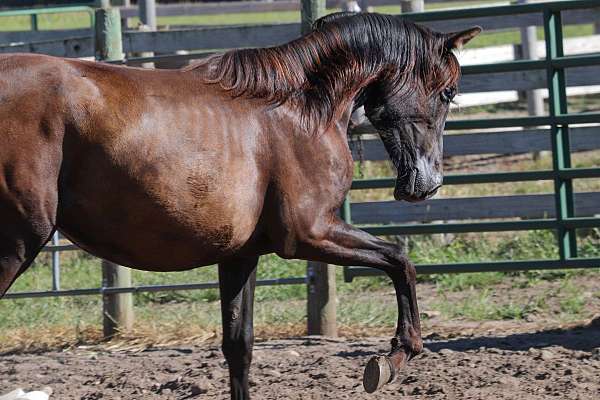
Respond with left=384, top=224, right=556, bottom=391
left=95, top=3, right=134, bottom=338
left=518, top=0, right=544, bottom=160
left=94, top=4, right=123, bottom=62
left=30, top=14, right=38, bottom=32
left=102, top=261, right=134, bottom=338
left=51, top=232, right=60, bottom=291
left=302, top=0, right=337, bottom=337
left=544, top=9, right=577, bottom=260
left=400, top=0, right=424, bottom=13
left=138, top=0, right=157, bottom=69
left=139, top=0, right=157, bottom=30
left=357, top=0, right=369, bottom=12
left=301, top=0, right=325, bottom=35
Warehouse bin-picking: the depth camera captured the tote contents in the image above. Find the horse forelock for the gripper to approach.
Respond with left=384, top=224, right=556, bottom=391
left=187, top=13, right=458, bottom=133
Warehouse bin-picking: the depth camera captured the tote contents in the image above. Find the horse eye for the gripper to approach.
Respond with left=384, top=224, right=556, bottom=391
left=441, top=87, right=457, bottom=103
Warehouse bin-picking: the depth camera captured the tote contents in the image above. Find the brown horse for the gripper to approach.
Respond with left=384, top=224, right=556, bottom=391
left=0, top=12, right=479, bottom=399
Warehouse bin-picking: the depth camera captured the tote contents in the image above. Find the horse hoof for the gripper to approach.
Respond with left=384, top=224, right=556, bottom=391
left=363, top=355, right=393, bottom=393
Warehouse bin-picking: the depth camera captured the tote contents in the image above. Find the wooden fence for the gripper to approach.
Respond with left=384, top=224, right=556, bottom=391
left=2, top=5, right=599, bottom=95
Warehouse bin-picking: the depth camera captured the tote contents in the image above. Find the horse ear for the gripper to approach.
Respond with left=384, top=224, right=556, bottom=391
left=446, top=26, right=482, bottom=50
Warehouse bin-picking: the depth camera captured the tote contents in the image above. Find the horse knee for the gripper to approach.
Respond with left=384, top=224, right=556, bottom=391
left=380, top=247, right=415, bottom=279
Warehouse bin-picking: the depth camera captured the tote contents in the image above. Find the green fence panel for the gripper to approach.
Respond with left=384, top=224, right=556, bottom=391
left=344, top=0, right=600, bottom=281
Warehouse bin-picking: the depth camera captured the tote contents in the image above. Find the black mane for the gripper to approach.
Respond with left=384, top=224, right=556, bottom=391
left=188, top=12, right=460, bottom=132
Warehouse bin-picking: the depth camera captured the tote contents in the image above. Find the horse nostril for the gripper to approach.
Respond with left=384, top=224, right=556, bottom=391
left=428, top=185, right=442, bottom=197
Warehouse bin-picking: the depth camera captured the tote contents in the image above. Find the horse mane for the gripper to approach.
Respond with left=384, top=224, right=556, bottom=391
left=186, top=12, right=460, bottom=133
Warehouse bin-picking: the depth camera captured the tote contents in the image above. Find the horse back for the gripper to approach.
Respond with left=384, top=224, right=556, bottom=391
left=0, top=53, right=271, bottom=270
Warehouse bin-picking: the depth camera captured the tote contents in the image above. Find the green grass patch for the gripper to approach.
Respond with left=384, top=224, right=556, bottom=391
left=409, top=230, right=560, bottom=267
left=434, top=289, right=531, bottom=320
left=557, top=279, right=587, bottom=317
left=434, top=272, right=504, bottom=292
left=0, top=12, right=94, bottom=31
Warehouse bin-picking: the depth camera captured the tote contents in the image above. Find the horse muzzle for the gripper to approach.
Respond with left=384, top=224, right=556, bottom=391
left=393, top=166, right=442, bottom=202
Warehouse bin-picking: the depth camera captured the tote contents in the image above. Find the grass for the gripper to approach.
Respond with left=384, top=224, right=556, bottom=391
left=430, top=265, right=600, bottom=322
left=434, top=272, right=504, bottom=292
left=1, top=227, right=598, bottom=338
left=557, top=279, right=587, bottom=316
left=434, top=289, right=532, bottom=320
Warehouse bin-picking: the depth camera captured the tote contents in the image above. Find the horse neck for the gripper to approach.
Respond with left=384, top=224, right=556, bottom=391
left=195, top=33, right=385, bottom=132
left=276, top=36, right=383, bottom=132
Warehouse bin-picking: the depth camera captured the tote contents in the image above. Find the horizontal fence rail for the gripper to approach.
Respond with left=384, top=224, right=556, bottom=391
left=350, top=192, right=600, bottom=225
left=351, top=126, right=600, bottom=159
left=3, top=276, right=307, bottom=300
left=345, top=258, right=600, bottom=279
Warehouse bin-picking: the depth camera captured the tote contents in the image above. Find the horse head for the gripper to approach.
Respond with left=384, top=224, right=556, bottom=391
left=363, top=23, right=481, bottom=202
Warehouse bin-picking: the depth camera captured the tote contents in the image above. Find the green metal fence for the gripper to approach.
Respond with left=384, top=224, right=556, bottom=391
left=344, top=0, right=600, bottom=280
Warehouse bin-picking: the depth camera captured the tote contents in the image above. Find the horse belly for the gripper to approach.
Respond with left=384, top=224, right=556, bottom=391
left=58, top=183, right=261, bottom=270
left=57, top=144, right=266, bottom=271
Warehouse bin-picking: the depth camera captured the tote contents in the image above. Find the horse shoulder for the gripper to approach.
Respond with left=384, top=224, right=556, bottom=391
left=261, top=109, right=354, bottom=256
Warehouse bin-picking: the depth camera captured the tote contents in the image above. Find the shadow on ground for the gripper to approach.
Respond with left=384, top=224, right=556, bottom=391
left=425, top=318, right=600, bottom=353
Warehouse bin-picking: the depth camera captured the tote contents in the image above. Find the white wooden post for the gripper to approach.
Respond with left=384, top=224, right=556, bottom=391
left=401, top=0, right=424, bottom=13
left=51, top=232, right=60, bottom=291
left=518, top=0, right=544, bottom=160
left=139, top=0, right=157, bottom=30
left=138, top=0, right=156, bottom=69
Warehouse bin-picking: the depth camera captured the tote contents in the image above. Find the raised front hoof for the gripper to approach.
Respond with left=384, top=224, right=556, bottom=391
left=362, top=352, right=407, bottom=393
left=363, top=355, right=394, bottom=393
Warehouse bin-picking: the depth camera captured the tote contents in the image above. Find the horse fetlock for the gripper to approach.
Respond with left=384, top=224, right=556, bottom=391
left=391, top=332, right=423, bottom=358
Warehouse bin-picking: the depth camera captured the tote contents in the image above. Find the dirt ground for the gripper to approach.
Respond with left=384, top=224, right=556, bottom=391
left=1, top=318, right=599, bottom=400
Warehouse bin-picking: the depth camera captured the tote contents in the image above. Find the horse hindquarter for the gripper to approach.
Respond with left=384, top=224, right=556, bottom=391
left=0, top=55, right=64, bottom=295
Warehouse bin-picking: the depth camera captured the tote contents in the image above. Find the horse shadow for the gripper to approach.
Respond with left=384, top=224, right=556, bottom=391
left=425, top=320, right=600, bottom=353
left=334, top=318, right=600, bottom=359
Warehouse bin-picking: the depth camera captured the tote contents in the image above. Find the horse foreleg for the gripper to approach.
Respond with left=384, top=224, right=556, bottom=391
left=362, top=263, right=421, bottom=393
left=284, top=218, right=422, bottom=393
left=218, top=256, right=259, bottom=400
